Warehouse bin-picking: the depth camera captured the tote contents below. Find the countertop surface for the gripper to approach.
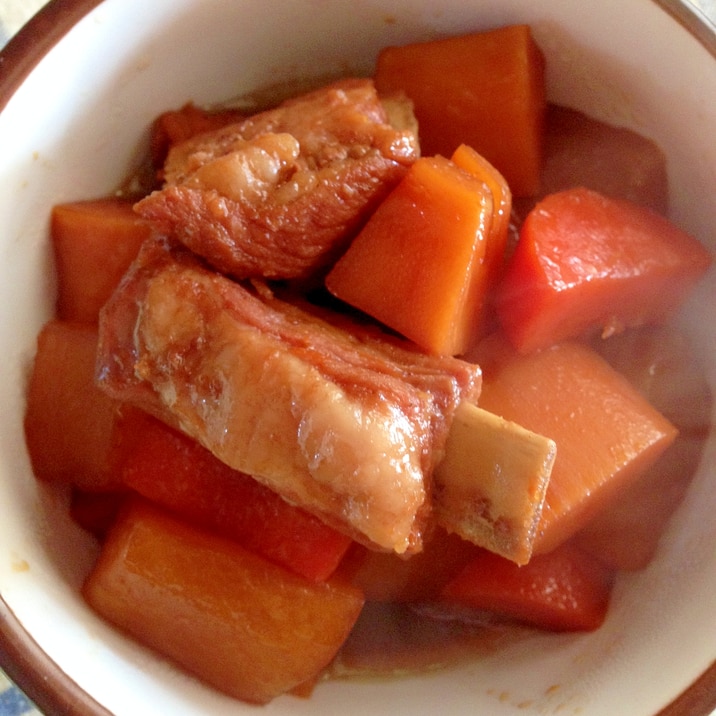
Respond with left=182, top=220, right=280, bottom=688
left=1, top=1, right=715, bottom=714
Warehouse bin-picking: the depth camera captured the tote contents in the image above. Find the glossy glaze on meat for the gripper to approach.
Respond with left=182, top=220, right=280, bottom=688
left=96, top=238, right=480, bottom=553
left=134, top=79, right=419, bottom=281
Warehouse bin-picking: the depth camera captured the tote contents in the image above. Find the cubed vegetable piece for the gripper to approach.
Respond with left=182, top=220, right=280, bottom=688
left=451, top=144, right=512, bottom=284
left=472, top=335, right=678, bottom=554
left=450, top=143, right=513, bottom=336
left=573, top=326, right=712, bottom=570
left=82, top=498, right=365, bottom=704
left=495, top=187, right=712, bottom=354
left=374, top=25, right=546, bottom=196
left=339, top=528, right=478, bottom=602
left=24, top=320, right=120, bottom=490
left=433, top=401, right=555, bottom=565
left=52, top=198, right=153, bottom=324
left=538, top=105, right=669, bottom=214
left=326, top=155, right=494, bottom=355
left=440, top=542, right=614, bottom=632
left=112, top=409, right=352, bottom=581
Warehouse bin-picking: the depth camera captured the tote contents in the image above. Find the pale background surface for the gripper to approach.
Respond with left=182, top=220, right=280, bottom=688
left=0, top=0, right=714, bottom=715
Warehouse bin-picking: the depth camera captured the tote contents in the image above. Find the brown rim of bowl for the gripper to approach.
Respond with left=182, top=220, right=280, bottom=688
left=0, top=0, right=103, bottom=112
left=0, top=0, right=715, bottom=714
left=0, top=599, right=112, bottom=716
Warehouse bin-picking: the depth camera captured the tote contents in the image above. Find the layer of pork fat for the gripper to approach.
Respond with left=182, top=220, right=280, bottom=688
left=96, top=239, right=481, bottom=554
left=134, top=78, right=418, bottom=281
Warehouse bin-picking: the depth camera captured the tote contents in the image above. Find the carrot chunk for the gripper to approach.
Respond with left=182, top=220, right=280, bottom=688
left=83, top=498, right=365, bottom=704
left=23, top=320, right=120, bottom=490
left=52, top=198, right=153, bottom=324
left=112, top=409, right=353, bottom=581
left=374, top=25, right=546, bottom=196
left=495, top=187, right=712, bottom=354
left=450, top=143, right=512, bottom=334
left=326, top=155, right=494, bottom=355
left=451, top=144, right=512, bottom=280
left=440, top=542, right=614, bottom=632
left=472, top=335, right=678, bottom=554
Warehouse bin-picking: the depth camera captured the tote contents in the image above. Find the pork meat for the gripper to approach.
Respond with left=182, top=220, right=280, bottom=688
left=134, top=79, right=419, bottom=281
left=96, top=238, right=480, bottom=553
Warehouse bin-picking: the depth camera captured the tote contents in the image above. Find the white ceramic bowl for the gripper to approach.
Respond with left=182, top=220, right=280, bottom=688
left=1, top=0, right=715, bottom=714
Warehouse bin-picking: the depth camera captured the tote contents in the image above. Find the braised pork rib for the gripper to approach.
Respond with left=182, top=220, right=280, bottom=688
left=96, top=239, right=480, bottom=553
left=135, top=79, right=419, bottom=281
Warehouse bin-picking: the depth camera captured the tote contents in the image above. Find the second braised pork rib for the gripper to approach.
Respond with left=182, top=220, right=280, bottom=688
left=135, top=79, right=419, bottom=281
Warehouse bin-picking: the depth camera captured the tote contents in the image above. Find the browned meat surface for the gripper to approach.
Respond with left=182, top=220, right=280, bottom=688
left=134, top=79, right=419, bottom=281
left=96, top=238, right=480, bottom=553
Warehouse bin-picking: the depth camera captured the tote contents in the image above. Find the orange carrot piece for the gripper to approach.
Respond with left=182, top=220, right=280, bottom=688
left=326, top=155, right=494, bottom=355
left=113, top=409, right=353, bottom=581
left=472, top=335, right=678, bottom=554
left=23, top=320, right=121, bottom=490
left=83, top=498, right=365, bottom=704
left=374, top=25, right=546, bottom=196
left=451, top=144, right=512, bottom=275
left=450, top=143, right=513, bottom=334
left=495, top=187, right=712, bottom=354
left=52, top=198, right=152, bottom=324
left=441, top=542, right=614, bottom=632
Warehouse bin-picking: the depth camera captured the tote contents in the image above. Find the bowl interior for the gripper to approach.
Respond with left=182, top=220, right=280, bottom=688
left=0, top=0, right=715, bottom=714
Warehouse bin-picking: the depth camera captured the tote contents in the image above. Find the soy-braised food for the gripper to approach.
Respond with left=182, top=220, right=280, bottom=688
left=22, top=22, right=714, bottom=706
left=135, top=78, right=418, bottom=281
